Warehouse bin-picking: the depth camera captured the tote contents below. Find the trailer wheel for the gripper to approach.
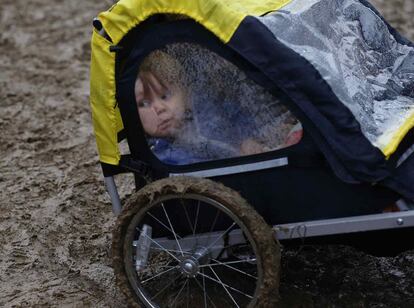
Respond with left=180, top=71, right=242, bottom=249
left=112, top=176, right=280, bottom=307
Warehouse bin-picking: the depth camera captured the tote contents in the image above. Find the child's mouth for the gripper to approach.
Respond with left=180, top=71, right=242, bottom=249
left=158, top=119, right=172, bottom=131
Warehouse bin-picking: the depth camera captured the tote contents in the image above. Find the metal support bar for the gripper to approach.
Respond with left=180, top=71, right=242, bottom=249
left=139, top=211, right=414, bottom=253
left=104, top=176, right=122, bottom=215
left=169, top=157, right=288, bottom=178
left=273, top=210, right=414, bottom=240
left=138, top=229, right=246, bottom=260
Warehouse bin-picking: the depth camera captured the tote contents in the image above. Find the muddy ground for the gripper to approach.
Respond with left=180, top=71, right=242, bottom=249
left=0, top=0, right=413, bottom=307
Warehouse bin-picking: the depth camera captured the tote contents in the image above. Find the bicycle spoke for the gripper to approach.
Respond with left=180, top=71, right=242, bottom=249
left=209, top=258, right=257, bottom=280
left=204, top=222, right=236, bottom=253
left=202, top=268, right=208, bottom=308
left=170, top=279, right=188, bottom=307
left=150, top=247, right=191, bottom=255
left=136, top=227, right=180, bottom=262
left=209, top=209, right=221, bottom=234
left=181, top=199, right=195, bottom=235
left=198, top=270, right=253, bottom=299
left=141, top=265, right=179, bottom=284
left=151, top=275, right=181, bottom=300
left=147, top=212, right=182, bottom=239
left=205, top=209, right=221, bottom=249
left=161, top=203, right=184, bottom=257
left=208, top=266, right=240, bottom=307
left=186, top=277, right=190, bottom=308
left=199, top=258, right=256, bottom=268
left=193, top=275, right=218, bottom=308
left=193, top=201, right=200, bottom=237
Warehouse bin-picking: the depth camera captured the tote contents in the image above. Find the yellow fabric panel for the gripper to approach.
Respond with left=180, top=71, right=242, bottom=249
left=91, top=0, right=411, bottom=165
left=382, top=110, right=414, bottom=158
left=90, top=30, right=123, bottom=165
left=98, top=0, right=291, bottom=45
left=91, top=0, right=292, bottom=165
left=222, top=0, right=292, bottom=15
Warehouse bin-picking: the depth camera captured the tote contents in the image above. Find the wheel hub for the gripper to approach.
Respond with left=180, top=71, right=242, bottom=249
left=180, top=258, right=199, bottom=277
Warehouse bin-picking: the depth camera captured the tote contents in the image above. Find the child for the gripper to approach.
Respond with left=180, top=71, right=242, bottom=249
left=136, top=51, right=239, bottom=164
left=135, top=50, right=191, bottom=140
left=135, top=48, right=302, bottom=164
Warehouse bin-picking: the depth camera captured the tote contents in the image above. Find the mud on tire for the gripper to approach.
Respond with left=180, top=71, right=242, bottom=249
left=112, top=176, right=280, bottom=307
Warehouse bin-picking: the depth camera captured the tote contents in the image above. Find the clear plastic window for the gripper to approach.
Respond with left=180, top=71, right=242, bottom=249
left=260, top=0, right=414, bottom=150
left=135, top=43, right=302, bottom=165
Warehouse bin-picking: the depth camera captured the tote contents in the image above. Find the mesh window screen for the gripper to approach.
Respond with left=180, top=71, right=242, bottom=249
left=135, top=43, right=302, bottom=165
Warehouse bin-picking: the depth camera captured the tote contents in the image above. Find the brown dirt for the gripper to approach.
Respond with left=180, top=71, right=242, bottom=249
left=0, top=0, right=412, bottom=307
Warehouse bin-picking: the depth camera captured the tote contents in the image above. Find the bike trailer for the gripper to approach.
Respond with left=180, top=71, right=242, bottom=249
left=89, top=0, right=414, bottom=306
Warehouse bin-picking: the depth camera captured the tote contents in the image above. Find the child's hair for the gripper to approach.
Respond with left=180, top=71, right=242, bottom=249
left=139, top=50, right=188, bottom=91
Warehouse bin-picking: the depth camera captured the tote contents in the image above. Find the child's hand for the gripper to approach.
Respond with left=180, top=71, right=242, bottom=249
left=240, top=139, right=266, bottom=155
left=284, top=123, right=303, bottom=146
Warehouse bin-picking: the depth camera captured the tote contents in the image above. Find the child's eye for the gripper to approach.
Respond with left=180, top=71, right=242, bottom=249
left=161, top=91, right=172, bottom=100
left=138, top=99, right=151, bottom=108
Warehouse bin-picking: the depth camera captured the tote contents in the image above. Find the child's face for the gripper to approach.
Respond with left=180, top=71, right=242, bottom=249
left=135, top=72, right=187, bottom=138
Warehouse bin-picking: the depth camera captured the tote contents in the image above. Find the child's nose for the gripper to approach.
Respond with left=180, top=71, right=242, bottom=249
left=152, top=99, right=167, bottom=114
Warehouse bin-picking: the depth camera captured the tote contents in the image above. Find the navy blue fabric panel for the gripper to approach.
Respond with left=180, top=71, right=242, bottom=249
left=357, top=0, right=414, bottom=199
left=116, top=19, right=326, bottom=176
left=389, top=128, right=414, bottom=167
left=383, top=152, right=414, bottom=200
left=228, top=16, right=391, bottom=183
left=218, top=163, right=399, bottom=225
